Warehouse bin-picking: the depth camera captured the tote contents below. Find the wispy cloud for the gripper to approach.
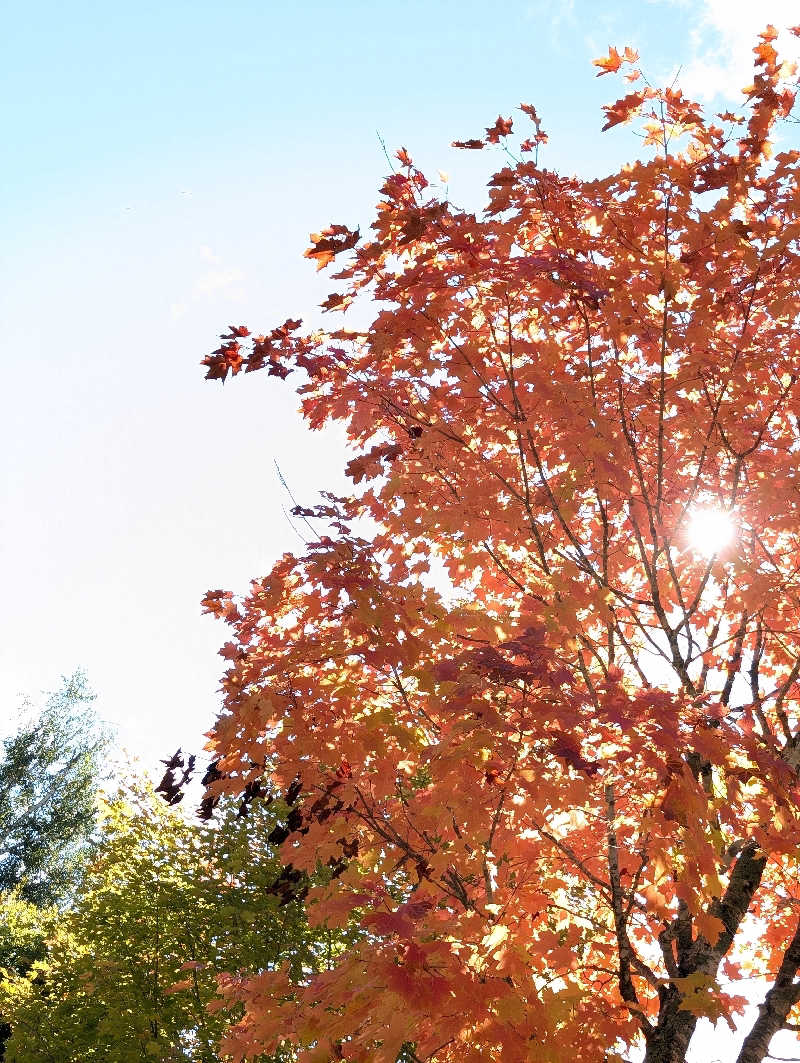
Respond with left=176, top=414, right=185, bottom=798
left=170, top=245, right=246, bottom=321
left=658, top=0, right=800, bottom=100
left=524, top=0, right=578, bottom=51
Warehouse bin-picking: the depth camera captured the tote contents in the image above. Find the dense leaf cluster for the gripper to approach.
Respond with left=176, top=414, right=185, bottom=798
left=0, top=783, right=352, bottom=1062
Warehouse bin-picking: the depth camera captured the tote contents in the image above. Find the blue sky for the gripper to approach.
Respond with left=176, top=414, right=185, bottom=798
left=2, top=0, right=797, bottom=762
left=5, top=3, right=800, bottom=1057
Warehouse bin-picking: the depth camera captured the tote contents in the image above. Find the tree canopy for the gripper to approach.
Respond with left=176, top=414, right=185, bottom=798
left=199, top=29, right=800, bottom=1063
left=0, top=780, right=347, bottom=1062
left=0, top=671, right=106, bottom=908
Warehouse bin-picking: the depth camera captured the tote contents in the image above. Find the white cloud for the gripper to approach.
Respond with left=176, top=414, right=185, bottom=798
left=524, top=0, right=578, bottom=50
left=668, top=0, right=800, bottom=100
left=170, top=245, right=246, bottom=321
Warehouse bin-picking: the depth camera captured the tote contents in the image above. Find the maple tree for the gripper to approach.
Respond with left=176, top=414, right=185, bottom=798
left=199, top=28, right=800, bottom=1063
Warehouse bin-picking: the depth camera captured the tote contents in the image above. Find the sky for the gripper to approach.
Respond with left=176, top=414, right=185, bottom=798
left=4, top=0, right=800, bottom=736
left=3, top=0, right=799, bottom=745
left=4, top=1, right=800, bottom=1058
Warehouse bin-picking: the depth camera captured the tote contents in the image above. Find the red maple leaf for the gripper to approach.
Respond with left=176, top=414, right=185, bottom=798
left=486, top=115, right=513, bottom=143
left=593, top=45, right=638, bottom=76
left=601, top=90, right=648, bottom=131
left=304, top=224, right=360, bottom=271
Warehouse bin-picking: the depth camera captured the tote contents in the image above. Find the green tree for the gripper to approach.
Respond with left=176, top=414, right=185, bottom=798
left=0, top=672, right=107, bottom=907
left=0, top=673, right=107, bottom=1059
left=0, top=896, right=48, bottom=978
left=0, top=778, right=348, bottom=1062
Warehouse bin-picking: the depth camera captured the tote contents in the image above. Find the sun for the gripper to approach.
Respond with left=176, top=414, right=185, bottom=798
left=686, top=508, right=736, bottom=556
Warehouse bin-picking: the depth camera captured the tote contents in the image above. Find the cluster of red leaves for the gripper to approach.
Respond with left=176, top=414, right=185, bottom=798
left=305, top=224, right=361, bottom=271
left=199, top=31, right=800, bottom=1063
left=453, top=104, right=547, bottom=153
left=593, top=45, right=639, bottom=76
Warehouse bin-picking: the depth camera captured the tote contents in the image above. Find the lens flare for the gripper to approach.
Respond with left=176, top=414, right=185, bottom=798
left=686, top=508, right=735, bottom=556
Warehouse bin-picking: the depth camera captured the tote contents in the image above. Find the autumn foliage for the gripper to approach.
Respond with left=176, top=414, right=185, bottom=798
left=202, top=29, right=800, bottom=1063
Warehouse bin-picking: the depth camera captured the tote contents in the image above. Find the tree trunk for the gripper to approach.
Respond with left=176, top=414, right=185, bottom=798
left=735, top=918, right=800, bottom=1063
left=642, top=987, right=698, bottom=1063
left=641, top=845, right=767, bottom=1063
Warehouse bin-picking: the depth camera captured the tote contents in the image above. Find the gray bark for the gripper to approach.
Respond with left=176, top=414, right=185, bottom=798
left=735, top=918, right=800, bottom=1063
left=642, top=843, right=766, bottom=1063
